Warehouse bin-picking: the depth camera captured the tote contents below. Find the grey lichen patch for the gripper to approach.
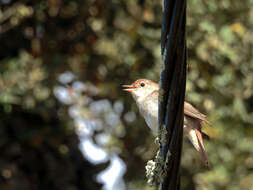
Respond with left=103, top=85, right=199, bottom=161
left=145, top=133, right=172, bottom=186
left=159, top=125, right=168, bottom=145
left=146, top=123, right=172, bottom=186
left=165, top=148, right=171, bottom=166
left=146, top=160, right=157, bottom=185
left=154, top=137, right=160, bottom=145
left=145, top=150, right=164, bottom=186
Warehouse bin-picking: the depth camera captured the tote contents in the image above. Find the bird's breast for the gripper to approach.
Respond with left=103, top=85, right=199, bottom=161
left=136, top=98, right=159, bottom=133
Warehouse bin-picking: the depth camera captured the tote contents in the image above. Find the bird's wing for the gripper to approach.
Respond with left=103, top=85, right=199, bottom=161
left=152, top=89, right=209, bottom=124
left=184, top=102, right=209, bottom=123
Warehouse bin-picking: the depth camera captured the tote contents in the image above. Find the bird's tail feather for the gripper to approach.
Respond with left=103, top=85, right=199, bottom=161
left=186, top=128, right=209, bottom=167
left=195, top=129, right=209, bottom=167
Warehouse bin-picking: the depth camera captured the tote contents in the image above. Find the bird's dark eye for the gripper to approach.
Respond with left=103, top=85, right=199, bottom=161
left=140, top=82, right=145, bottom=87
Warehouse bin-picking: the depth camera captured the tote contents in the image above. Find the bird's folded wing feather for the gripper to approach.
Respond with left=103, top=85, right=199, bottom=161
left=184, top=102, right=209, bottom=124
left=150, top=90, right=210, bottom=124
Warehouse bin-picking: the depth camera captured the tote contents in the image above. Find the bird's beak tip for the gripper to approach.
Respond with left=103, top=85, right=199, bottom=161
left=123, top=89, right=133, bottom=92
left=122, top=84, right=135, bottom=92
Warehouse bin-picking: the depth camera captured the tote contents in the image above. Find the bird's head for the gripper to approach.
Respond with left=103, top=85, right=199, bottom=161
left=122, top=79, right=158, bottom=101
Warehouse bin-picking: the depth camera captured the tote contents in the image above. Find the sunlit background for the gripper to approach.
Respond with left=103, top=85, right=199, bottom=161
left=0, top=0, right=253, bottom=189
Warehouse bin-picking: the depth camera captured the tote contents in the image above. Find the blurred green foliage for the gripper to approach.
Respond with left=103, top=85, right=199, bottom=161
left=0, top=0, right=253, bottom=189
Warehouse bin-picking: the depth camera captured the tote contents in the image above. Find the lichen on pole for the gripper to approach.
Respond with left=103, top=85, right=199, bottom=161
left=158, top=0, right=187, bottom=189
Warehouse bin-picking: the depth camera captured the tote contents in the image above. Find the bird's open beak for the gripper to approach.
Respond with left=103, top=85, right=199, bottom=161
left=122, top=85, right=136, bottom=92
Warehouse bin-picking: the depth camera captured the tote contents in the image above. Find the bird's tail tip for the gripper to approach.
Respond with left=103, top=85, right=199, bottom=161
left=195, top=129, right=210, bottom=168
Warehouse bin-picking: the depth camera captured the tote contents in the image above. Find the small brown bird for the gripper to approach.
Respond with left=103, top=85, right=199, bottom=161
left=123, top=79, right=210, bottom=167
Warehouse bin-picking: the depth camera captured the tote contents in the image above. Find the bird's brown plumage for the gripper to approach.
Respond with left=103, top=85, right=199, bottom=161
left=123, top=79, right=210, bottom=167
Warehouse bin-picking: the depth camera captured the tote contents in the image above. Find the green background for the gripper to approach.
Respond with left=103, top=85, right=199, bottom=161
left=0, top=0, right=253, bottom=189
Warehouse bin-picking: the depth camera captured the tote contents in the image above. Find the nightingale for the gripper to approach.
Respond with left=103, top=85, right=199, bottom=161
left=123, top=79, right=210, bottom=167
